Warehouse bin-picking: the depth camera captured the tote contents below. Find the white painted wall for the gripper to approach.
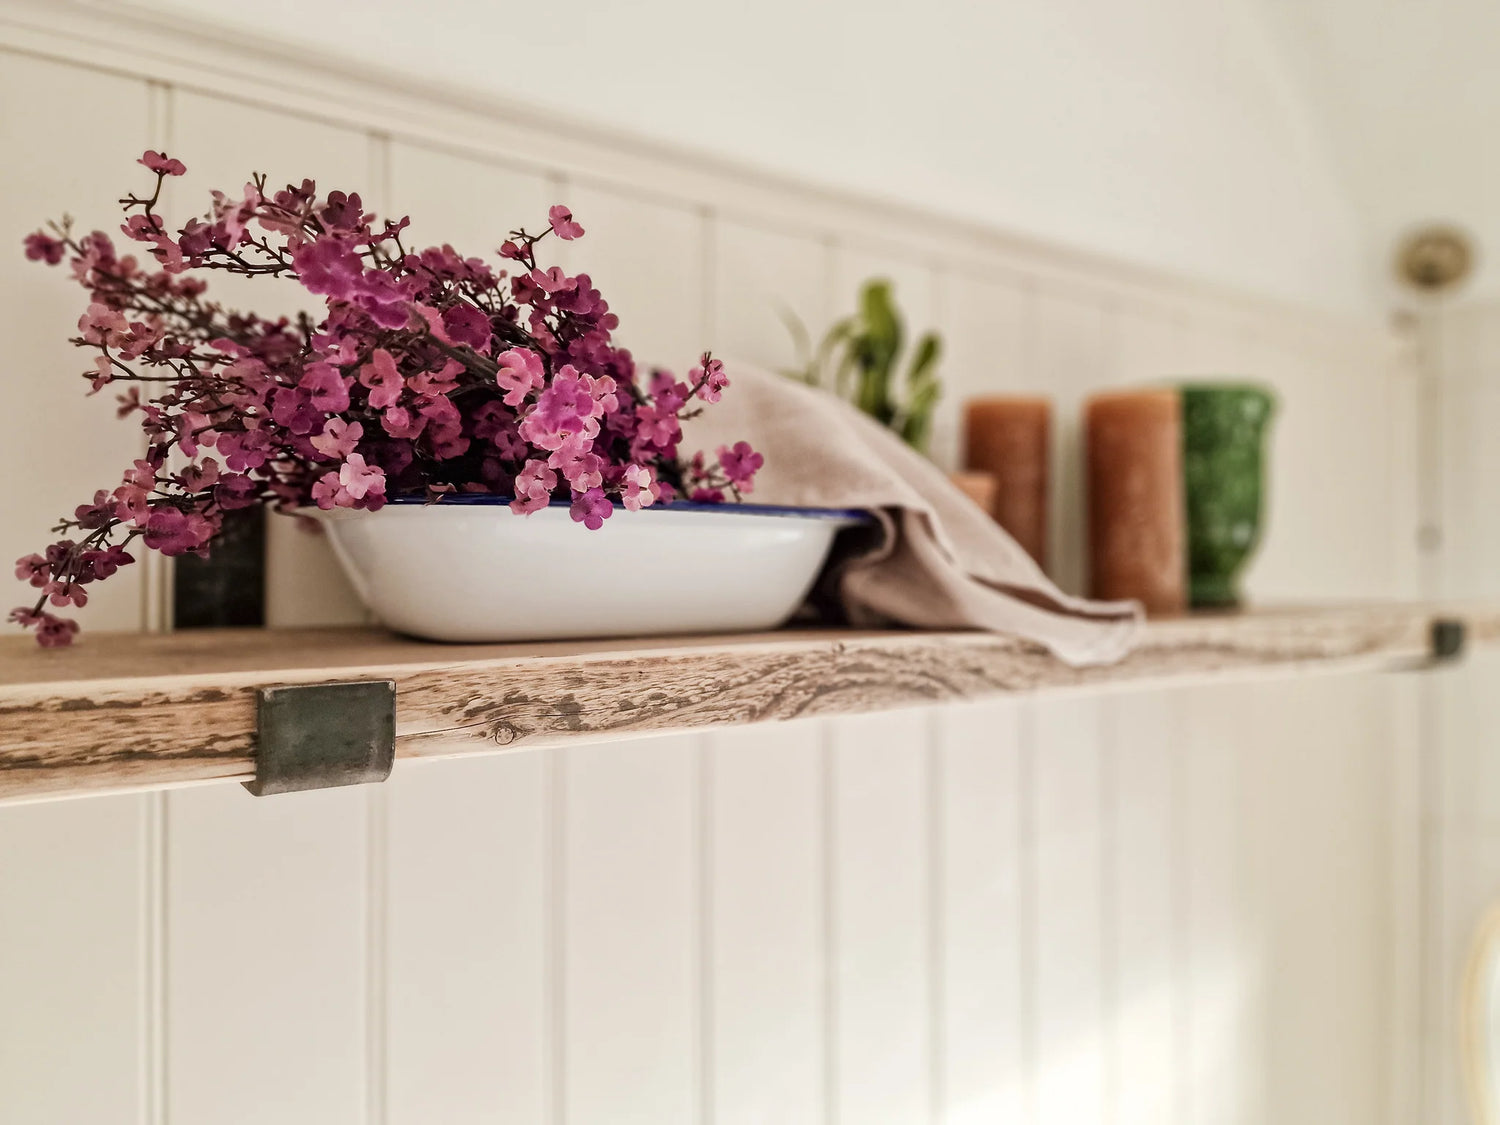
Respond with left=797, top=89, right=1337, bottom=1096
left=91, top=0, right=1369, bottom=312
left=1259, top=0, right=1500, bottom=302
left=0, top=5, right=1432, bottom=1124
left=1415, top=299, right=1500, bottom=1125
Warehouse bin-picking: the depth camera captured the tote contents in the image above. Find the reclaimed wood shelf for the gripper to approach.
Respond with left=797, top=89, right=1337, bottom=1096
left=1, top=602, right=1493, bottom=805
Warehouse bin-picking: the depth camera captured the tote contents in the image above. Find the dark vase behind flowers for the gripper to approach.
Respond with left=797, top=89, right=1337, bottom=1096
left=10, top=150, right=762, bottom=646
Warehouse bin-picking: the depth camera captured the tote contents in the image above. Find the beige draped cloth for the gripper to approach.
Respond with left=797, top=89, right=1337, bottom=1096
left=684, top=363, right=1142, bottom=667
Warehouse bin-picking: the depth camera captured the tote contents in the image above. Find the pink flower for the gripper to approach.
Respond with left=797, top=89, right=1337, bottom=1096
left=520, top=365, right=603, bottom=451
left=215, top=474, right=260, bottom=510
left=143, top=507, right=215, bottom=556
left=311, top=471, right=343, bottom=510
left=338, top=453, right=385, bottom=501
left=380, top=406, right=424, bottom=440
left=298, top=362, right=350, bottom=412
left=23, top=231, right=65, bottom=265
left=292, top=236, right=364, bottom=301
left=410, top=358, right=462, bottom=397
left=649, top=370, right=688, bottom=413
left=78, top=302, right=130, bottom=347
left=218, top=428, right=273, bottom=472
left=15, top=554, right=48, bottom=587
left=495, top=347, right=546, bottom=407
left=359, top=348, right=404, bottom=410
left=179, top=458, right=221, bottom=492
left=631, top=404, right=680, bottom=456
left=548, top=434, right=604, bottom=492
left=35, top=613, right=80, bottom=648
left=691, top=356, right=729, bottom=403
left=138, top=150, right=187, bottom=176
left=510, top=459, right=557, bottom=515
left=442, top=304, right=491, bottom=350
left=717, top=441, right=763, bottom=491
left=548, top=205, right=585, bottom=240
left=621, top=464, right=660, bottom=510
left=529, top=266, right=575, bottom=295
left=311, top=417, right=362, bottom=459
left=73, top=489, right=115, bottom=529
left=570, top=487, right=613, bottom=529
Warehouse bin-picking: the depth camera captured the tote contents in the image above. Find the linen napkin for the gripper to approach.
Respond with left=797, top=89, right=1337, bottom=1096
left=683, top=362, right=1142, bottom=667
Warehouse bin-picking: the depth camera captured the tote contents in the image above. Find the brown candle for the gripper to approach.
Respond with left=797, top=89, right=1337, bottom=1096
left=947, top=470, right=999, bottom=515
left=963, top=396, right=1050, bottom=566
left=1084, top=389, right=1186, bottom=615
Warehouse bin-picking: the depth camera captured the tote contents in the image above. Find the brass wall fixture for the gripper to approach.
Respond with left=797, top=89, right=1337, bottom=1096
left=1397, top=225, right=1475, bottom=292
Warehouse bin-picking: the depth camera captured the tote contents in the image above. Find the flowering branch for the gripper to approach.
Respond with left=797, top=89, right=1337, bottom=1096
left=12, top=152, right=761, bottom=646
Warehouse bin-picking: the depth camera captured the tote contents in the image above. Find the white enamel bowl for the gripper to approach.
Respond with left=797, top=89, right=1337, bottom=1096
left=299, top=498, right=867, bottom=642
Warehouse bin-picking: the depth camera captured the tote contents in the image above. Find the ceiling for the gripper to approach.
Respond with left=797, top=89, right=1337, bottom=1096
left=1257, top=0, right=1500, bottom=299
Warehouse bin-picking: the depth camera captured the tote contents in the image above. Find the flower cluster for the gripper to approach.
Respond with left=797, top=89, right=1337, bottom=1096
left=12, top=152, right=760, bottom=645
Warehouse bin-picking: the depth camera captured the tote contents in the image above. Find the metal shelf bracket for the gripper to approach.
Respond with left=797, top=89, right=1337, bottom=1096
left=1429, top=618, right=1467, bottom=666
left=246, top=680, right=396, bottom=797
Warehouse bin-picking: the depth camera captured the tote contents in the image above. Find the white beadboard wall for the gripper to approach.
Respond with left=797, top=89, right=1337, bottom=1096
left=0, top=15, right=1426, bottom=1125
left=1416, top=299, right=1500, bottom=1125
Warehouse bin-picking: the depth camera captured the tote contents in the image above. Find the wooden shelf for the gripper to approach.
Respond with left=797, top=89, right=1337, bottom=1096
left=1, top=602, right=1492, bottom=805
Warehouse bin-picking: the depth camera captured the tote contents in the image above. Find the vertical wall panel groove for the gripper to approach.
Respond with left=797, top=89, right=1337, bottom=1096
left=695, top=739, right=714, bottom=1125
left=363, top=785, right=388, bottom=1125
left=925, top=710, right=945, bottom=1125
left=1020, top=702, right=1039, bottom=1125
left=820, top=724, right=839, bottom=1125
left=546, top=748, right=566, bottom=1125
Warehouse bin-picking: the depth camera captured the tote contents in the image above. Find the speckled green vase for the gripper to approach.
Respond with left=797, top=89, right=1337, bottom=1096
left=1180, top=383, right=1275, bottom=608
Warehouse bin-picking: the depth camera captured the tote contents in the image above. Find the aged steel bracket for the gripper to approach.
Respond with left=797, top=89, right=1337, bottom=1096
left=246, top=680, right=396, bottom=797
left=1429, top=618, right=1467, bottom=666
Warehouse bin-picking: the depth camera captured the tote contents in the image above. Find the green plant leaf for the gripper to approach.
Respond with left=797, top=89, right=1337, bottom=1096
left=905, top=332, right=941, bottom=388
left=899, top=376, right=942, bottom=453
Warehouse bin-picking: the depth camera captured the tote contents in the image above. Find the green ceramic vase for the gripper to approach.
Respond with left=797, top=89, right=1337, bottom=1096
left=1180, top=383, right=1276, bottom=608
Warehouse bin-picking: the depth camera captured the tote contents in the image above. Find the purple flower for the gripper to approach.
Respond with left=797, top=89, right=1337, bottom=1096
left=300, top=362, right=351, bottom=413
left=23, top=231, right=65, bottom=265
left=73, top=490, right=115, bottom=529
left=442, top=304, right=491, bottom=350
left=548, top=205, right=585, bottom=240
left=529, top=266, right=575, bottom=295
left=138, top=150, right=187, bottom=177
left=14, top=554, right=48, bottom=587
left=649, top=370, right=688, bottom=413
left=35, top=613, right=80, bottom=648
left=717, top=441, right=763, bottom=491
left=215, top=474, right=260, bottom=510
left=143, top=507, right=215, bottom=556
left=519, top=365, right=603, bottom=451
left=292, top=236, right=363, bottom=301
left=178, top=458, right=221, bottom=492
left=691, top=356, right=729, bottom=403
left=570, top=487, right=612, bottom=529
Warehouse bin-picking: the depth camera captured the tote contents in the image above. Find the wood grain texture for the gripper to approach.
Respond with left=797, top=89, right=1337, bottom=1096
left=0, top=604, right=1486, bottom=804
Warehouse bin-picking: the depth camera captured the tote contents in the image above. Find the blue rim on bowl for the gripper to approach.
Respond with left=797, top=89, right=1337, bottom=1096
left=383, top=493, right=873, bottom=522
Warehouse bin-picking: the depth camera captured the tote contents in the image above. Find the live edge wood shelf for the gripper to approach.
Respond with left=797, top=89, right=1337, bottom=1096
left=1, top=602, right=1494, bottom=805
